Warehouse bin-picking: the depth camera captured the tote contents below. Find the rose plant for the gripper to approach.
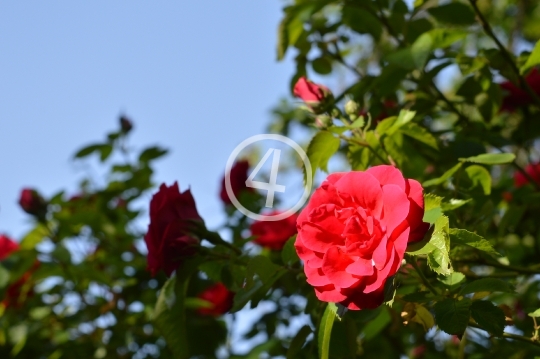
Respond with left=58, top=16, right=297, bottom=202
left=4, top=1, right=540, bottom=358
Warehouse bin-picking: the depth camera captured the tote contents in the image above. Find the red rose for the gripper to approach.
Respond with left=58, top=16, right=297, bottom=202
left=18, top=188, right=47, bottom=217
left=250, top=211, right=298, bottom=250
left=514, top=163, right=540, bottom=188
left=500, top=68, right=540, bottom=112
left=293, top=77, right=332, bottom=110
left=0, top=235, right=19, bottom=260
left=220, top=160, right=252, bottom=205
left=295, top=165, right=429, bottom=310
left=144, top=182, right=203, bottom=277
left=197, top=283, right=234, bottom=316
left=0, top=236, right=39, bottom=308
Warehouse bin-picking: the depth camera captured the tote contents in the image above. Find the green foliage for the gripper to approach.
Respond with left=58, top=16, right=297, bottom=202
left=434, top=298, right=471, bottom=335
left=306, top=131, right=340, bottom=179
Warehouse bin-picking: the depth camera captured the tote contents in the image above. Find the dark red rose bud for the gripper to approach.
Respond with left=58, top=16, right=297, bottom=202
left=3, top=261, right=40, bottom=309
left=144, top=182, right=203, bottom=277
left=197, top=283, right=234, bottom=316
left=250, top=211, right=298, bottom=250
left=220, top=160, right=253, bottom=205
left=0, top=235, right=19, bottom=260
left=500, top=68, right=540, bottom=112
left=293, top=77, right=333, bottom=113
left=119, top=116, right=133, bottom=133
left=18, top=188, right=47, bottom=218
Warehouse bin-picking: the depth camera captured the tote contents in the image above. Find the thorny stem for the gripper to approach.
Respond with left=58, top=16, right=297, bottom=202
left=338, top=134, right=389, bottom=165
left=468, top=0, right=540, bottom=108
left=469, top=323, right=540, bottom=348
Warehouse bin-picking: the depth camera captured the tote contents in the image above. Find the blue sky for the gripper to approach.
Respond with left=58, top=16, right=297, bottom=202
left=0, top=1, right=295, bottom=238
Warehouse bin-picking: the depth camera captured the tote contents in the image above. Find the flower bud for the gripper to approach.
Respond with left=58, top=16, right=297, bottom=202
left=315, top=114, right=332, bottom=128
left=119, top=116, right=133, bottom=134
left=293, top=77, right=333, bottom=114
left=18, top=188, right=47, bottom=219
left=344, top=100, right=360, bottom=116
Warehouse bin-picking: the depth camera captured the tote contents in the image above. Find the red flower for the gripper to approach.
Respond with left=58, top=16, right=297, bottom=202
left=0, top=235, right=19, bottom=260
left=220, top=160, right=252, bottom=205
left=144, top=182, right=203, bottom=277
left=293, top=77, right=332, bottom=111
left=18, top=188, right=47, bottom=217
left=197, top=283, right=234, bottom=316
left=514, top=163, right=540, bottom=187
left=500, top=68, right=540, bottom=112
left=295, top=165, right=429, bottom=310
left=250, top=211, right=298, bottom=250
left=0, top=235, right=39, bottom=308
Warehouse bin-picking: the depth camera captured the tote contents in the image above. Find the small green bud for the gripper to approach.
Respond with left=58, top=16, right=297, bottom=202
left=344, top=100, right=360, bottom=116
left=316, top=114, right=333, bottom=128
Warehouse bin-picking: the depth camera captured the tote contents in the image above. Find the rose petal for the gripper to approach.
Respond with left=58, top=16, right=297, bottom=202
left=321, top=246, right=358, bottom=288
left=381, top=184, right=410, bottom=235
left=366, top=165, right=406, bottom=191
left=364, top=249, right=397, bottom=293
left=340, top=283, right=386, bottom=310
left=406, top=179, right=429, bottom=242
left=334, top=172, right=383, bottom=218
left=300, top=222, right=344, bottom=253
left=305, top=265, right=332, bottom=286
left=346, top=257, right=374, bottom=276
left=313, top=284, right=347, bottom=302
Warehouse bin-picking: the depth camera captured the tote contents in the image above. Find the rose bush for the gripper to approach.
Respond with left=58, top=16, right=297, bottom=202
left=295, top=165, right=428, bottom=310
left=144, top=182, right=202, bottom=277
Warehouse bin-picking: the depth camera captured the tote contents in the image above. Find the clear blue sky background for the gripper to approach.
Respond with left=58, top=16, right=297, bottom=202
left=0, top=1, right=294, bottom=239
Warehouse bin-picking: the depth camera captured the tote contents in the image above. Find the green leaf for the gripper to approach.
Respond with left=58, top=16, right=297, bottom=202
left=400, top=122, right=438, bottom=149
left=20, top=224, right=48, bottom=250
left=449, top=228, right=501, bottom=257
left=74, top=143, right=103, bottom=158
left=312, top=57, right=332, bottom=75
left=423, top=163, right=463, bottom=187
left=423, top=193, right=443, bottom=224
left=528, top=308, right=540, bottom=318
left=459, top=153, right=516, bottom=165
left=427, top=3, right=476, bottom=26
left=465, top=165, right=491, bottom=195
left=386, top=110, right=416, bottom=135
left=520, top=40, right=540, bottom=74
left=306, top=132, right=340, bottom=180
left=362, top=307, right=391, bottom=340
left=139, top=146, right=168, bottom=163
left=387, top=33, right=432, bottom=70
left=99, top=144, right=113, bottom=162
left=342, top=5, right=382, bottom=40
left=154, top=258, right=201, bottom=359
left=471, top=300, right=506, bottom=336
left=441, top=198, right=471, bottom=212
left=287, top=325, right=312, bottom=359
left=434, top=298, right=472, bottom=335
left=231, top=256, right=287, bottom=312
left=428, top=29, right=468, bottom=49
left=459, top=278, right=515, bottom=295
left=318, top=303, right=338, bottom=359
left=438, top=272, right=465, bottom=288
left=427, top=216, right=453, bottom=275
left=281, top=236, right=300, bottom=266
left=0, top=264, right=10, bottom=289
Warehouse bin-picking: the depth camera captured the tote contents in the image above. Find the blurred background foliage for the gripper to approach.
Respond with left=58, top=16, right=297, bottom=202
left=3, top=0, right=540, bottom=358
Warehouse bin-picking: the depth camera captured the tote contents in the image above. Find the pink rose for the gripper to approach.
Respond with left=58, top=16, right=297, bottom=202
left=295, top=165, right=428, bottom=310
left=293, top=77, right=332, bottom=111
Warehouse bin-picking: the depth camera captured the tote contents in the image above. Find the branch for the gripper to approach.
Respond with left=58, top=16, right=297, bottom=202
left=468, top=0, right=540, bottom=108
